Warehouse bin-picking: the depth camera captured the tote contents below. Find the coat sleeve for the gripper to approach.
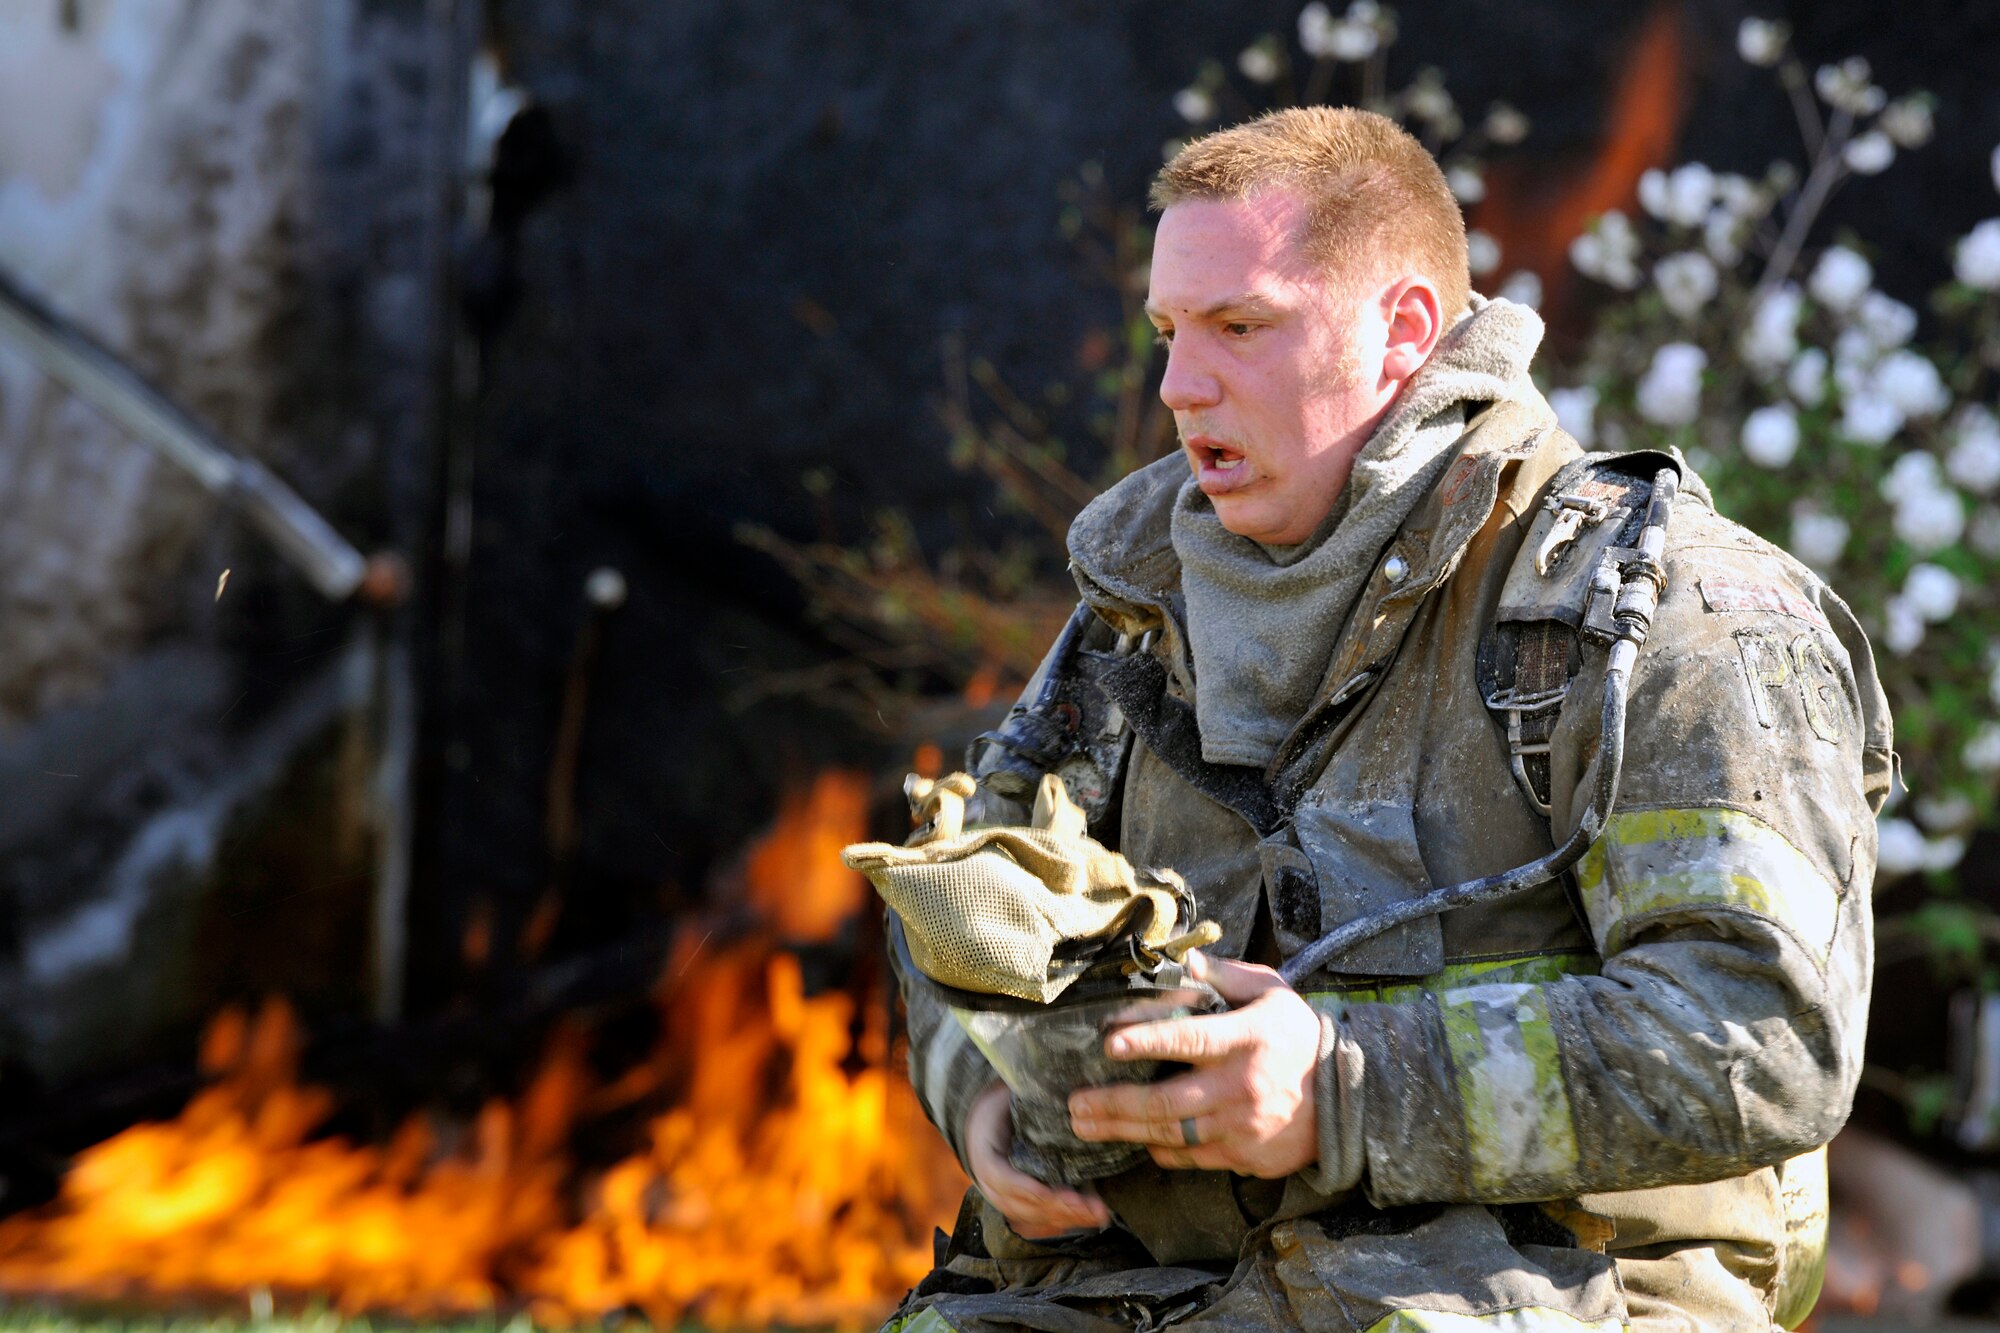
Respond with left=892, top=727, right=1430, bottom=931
left=1334, top=515, right=1893, bottom=1206
left=889, top=912, right=999, bottom=1178
left=888, top=625, right=1085, bottom=1174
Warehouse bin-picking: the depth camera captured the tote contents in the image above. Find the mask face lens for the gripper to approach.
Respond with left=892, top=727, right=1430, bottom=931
left=950, top=983, right=1224, bottom=1185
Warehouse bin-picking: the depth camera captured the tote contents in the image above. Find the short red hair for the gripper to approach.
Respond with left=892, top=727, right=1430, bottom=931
left=1151, top=106, right=1470, bottom=317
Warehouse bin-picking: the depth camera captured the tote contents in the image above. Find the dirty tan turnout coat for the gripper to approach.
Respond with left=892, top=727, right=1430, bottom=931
left=890, top=397, right=1892, bottom=1333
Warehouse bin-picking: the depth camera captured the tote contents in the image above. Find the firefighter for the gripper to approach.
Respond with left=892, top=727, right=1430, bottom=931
left=881, top=106, right=1889, bottom=1332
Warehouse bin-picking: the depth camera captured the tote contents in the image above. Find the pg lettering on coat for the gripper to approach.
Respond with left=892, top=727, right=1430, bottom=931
left=1576, top=808, right=1840, bottom=964
left=1732, top=629, right=1845, bottom=744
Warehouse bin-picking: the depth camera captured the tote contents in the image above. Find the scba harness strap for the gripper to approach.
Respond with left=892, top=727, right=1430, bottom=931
left=1476, top=450, right=1682, bottom=820
left=974, top=450, right=1681, bottom=847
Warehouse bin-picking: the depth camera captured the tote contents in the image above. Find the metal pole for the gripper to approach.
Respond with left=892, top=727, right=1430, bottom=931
left=0, top=264, right=367, bottom=602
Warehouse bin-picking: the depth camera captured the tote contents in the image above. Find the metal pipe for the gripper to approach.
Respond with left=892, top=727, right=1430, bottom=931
left=0, top=264, right=367, bottom=601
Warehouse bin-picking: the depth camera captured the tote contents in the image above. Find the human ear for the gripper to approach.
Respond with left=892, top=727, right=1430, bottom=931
left=1380, top=277, right=1444, bottom=384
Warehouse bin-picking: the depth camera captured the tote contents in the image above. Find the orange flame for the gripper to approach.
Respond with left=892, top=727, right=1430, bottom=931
left=744, top=771, right=872, bottom=942
left=0, top=769, right=967, bottom=1329
left=1472, top=0, right=1690, bottom=323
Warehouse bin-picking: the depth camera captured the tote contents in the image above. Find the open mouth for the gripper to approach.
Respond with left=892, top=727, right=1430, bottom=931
left=1192, top=439, right=1246, bottom=472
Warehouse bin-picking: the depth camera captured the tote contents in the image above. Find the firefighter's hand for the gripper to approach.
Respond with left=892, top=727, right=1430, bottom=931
left=964, top=1081, right=1114, bottom=1239
left=1068, top=951, right=1319, bottom=1178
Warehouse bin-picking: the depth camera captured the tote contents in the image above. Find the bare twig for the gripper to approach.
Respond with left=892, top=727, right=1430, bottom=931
left=1757, top=106, right=1853, bottom=296
left=1778, top=55, right=1824, bottom=160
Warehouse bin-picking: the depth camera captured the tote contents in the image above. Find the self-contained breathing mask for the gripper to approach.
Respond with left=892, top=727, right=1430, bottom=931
left=846, top=772, right=1223, bottom=1185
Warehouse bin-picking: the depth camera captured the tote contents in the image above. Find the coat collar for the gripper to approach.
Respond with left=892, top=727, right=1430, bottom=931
left=1067, top=393, right=1564, bottom=692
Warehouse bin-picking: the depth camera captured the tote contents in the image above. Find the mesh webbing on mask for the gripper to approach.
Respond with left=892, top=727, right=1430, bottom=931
left=843, top=772, right=1186, bottom=1003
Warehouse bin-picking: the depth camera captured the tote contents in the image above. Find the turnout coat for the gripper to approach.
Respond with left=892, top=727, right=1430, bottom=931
left=888, top=395, right=1892, bottom=1333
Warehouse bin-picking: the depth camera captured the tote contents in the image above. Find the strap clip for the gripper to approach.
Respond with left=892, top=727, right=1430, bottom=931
left=1535, top=493, right=1616, bottom=575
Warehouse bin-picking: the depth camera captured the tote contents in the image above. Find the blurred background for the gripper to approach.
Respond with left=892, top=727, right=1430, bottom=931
left=0, top=0, right=1999, bottom=1328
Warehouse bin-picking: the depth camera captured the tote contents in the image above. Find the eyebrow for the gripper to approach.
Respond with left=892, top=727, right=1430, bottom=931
left=1145, top=293, right=1282, bottom=322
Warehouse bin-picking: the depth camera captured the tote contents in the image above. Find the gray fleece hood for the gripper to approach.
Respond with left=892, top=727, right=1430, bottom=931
left=1068, top=294, right=1548, bottom=769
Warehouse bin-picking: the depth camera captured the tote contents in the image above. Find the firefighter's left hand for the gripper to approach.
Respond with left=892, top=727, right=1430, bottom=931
left=1068, top=951, right=1320, bottom=1178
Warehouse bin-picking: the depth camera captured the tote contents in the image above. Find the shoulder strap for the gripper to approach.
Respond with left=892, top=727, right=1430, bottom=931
left=965, top=603, right=1149, bottom=835
left=1477, top=449, right=1682, bottom=819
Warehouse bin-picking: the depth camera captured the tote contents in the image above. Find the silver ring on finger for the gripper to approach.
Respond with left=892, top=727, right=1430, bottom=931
left=1180, top=1116, right=1201, bottom=1148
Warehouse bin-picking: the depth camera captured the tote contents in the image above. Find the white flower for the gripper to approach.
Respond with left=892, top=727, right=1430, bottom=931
left=1841, top=392, right=1904, bottom=446
left=1882, top=450, right=1945, bottom=503
left=1466, top=230, right=1502, bottom=276
left=1704, top=209, right=1744, bottom=266
left=1173, top=87, right=1215, bottom=123
left=1741, top=404, right=1801, bottom=468
left=1905, top=563, right=1962, bottom=621
left=1496, top=270, right=1543, bottom=310
left=1882, top=453, right=1966, bottom=551
left=1635, top=170, right=1670, bottom=224
left=1881, top=97, right=1935, bottom=149
left=1883, top=597, right=1926, bottom=655
left=1740, top=286, right=1803, bottom=371
left=1299, top=3, right=1337, bottom=55
left=1329, top=18, right=1379, bottom=61
left=1635, top=343, right=1707, bottom=427
left=1638, top=163, right=1715, bottom=228
left=1876, top=816, right=1927, bottom=876
left=1955, top=219, right=2000, bottom=291
left=1965, top=722, right=2000, bottom=773
left=1843, top=131, right=1895, bottom=176
left=1856, top=291, right=1917, bottom=350
left=1815, top=57, right=1886, bottom=116
left=1790, top=507, right=1849, bottom=568
left=1991, top=653, right=2000, bottom=708
left=1403, top=70, right=1456, bottom=128
left=1484, top=103, right=1530, bottom=145
left=1833, top=328, right=1878, bottom=397
left=1874, top=350, right=1950, bottom=418
left=1237, top=43, right=1281, bottom=83
left=1654, top=252, right=1719, bottom=319
left=1917, top=792, right=1976, bottom=833
left=1447, top=164, right=1486, bottom=204
left=1716, top=173, right=1762, bottom=219
left=1948, top=407, right=2000, bottom=493
left=1923, top=835, right=1969, bottom=873
left=1736, top=18, right=1790, bottom=67
left=1569, top=211, right=1643, bottom=290
left=1549, top=386, right=1599, bottom=447
left=1895, top=483, right=1966, bottom=553
left=1787, top=348, right=1829, bottom=406
left=1809, top=246, right=1873, bottom=311
left=1973, top=506, right=2000, bottom=557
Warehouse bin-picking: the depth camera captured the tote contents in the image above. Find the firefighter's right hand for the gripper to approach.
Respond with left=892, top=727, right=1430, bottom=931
left=965, top=1081, right=1113, bottom=1239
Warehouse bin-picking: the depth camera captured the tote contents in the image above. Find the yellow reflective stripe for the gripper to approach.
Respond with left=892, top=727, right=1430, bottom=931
left=1304, top=952, right=1598, bottom=1018
left=1775, top=1146, right=1830, bottom=1329
left=1438, top=983, right=1579, bottom=1195
left=1576, top=807, right=1838, bottom=961
left=884, top=1309, right=957, bottom=1333
left=1365, top=1309, right=1623, bottom=1332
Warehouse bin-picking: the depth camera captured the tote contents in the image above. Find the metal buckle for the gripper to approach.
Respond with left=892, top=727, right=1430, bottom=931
left=1535, top=493, right=1615, bottom=575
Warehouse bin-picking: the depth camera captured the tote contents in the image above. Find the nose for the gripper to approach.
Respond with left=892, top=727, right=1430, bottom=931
left=1158, top=335, right=1221, bottom=413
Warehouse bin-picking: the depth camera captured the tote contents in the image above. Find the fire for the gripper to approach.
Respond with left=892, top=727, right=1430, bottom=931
left=1472, top=0, right=1690, bottom=321
left=0, top=770, right=968, bottom=1329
